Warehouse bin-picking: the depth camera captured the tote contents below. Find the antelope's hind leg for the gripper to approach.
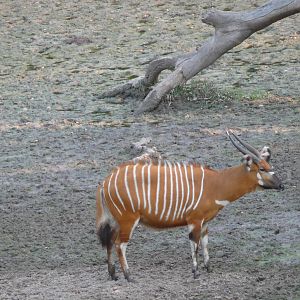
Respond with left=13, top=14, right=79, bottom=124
left=107, top=230, right=118, bottom=280
left=115, top=217, right=140, bottom=282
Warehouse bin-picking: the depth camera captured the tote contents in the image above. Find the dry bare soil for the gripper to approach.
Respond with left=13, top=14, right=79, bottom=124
left=0, top=1, right=299, bottom=299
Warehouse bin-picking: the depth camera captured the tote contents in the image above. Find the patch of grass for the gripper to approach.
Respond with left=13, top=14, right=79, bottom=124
left=165, top=80, right=234, bottom=109
left=173, top=81, right=230, bottom=101
left=225, top=87, right=268, bottom=101
left=162, top=80, right=270, bottom=112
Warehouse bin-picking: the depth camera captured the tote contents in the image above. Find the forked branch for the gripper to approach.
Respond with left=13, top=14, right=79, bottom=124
left=100, top=0, right=300, bottom=114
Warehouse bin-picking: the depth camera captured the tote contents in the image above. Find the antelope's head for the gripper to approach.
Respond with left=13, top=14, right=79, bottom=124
left=227, top=130, right=284, bottom=191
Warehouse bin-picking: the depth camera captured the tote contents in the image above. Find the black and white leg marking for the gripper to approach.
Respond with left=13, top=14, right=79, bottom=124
left=200, top=222, right=211, bottom=272
left=190, top=240, right=200, bottom=278
left=188, top=224, right=201, bottom=278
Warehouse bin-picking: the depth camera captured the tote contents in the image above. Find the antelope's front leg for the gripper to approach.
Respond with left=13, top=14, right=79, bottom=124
left=188, top=224, right=201, bottom=278
left=200, top=222, right=211, bottom=272
left=190, top=240, right=200, bottom=278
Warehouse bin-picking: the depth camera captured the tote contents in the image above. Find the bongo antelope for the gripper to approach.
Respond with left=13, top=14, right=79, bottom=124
left=96, top=130, right=284, bottom=281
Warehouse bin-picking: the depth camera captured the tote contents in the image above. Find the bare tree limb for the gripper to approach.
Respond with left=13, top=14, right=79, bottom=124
left=100, top=0, right=300, bottom=114
left=130, top=138, right=162, bottom=162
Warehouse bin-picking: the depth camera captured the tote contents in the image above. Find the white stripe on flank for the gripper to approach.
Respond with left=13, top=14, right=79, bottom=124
left=181, top=164, right=190, bottom=218
left=125, top=166, right=135, bottom=212
left=141, top=164, right=147, bottom=210
left=155, top=161, right=161, bottom=215
left=147, top=163, right=152, bottom=214
left=165, top=161, right=174, bottom=221
left=160, top=161, right=168, bottom=220
left=186, top=165, right=195, bottom=211
left=133, top=164, right=141, bottom=210
left=114, top=168, right=126, bottom=210
left=107, top=173, right=122, bottom=215
left=193, top=166, right=205, bottom=210
left=176, top=162, right=185, bottom=219
left=172, top=163, right=179, bottom=221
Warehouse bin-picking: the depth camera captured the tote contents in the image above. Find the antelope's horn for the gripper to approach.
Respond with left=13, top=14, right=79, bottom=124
left=230, top=130, right=261, bottom=158
left=226, top=130, right=260, bottom=163
left=227, top=131, right=247, bottom=155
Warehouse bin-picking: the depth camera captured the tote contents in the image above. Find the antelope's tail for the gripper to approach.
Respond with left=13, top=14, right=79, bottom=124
left=96, top=183, right=115, bottom=248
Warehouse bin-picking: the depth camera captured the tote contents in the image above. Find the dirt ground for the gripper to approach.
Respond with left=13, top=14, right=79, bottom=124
left=0, top=1, right=299, bottom=299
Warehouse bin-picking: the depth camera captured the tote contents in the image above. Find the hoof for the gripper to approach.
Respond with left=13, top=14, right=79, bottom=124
left=109, top=265, right=118, bottom=280
left=205, top=263, right=212, bottom=273
left=192, top=267, right=200, bottom=279
left=124, top=271, right=135, bottom=283
left=126, top=277, right=136, bottom=283
left=110, top=274, right=119, bottom=281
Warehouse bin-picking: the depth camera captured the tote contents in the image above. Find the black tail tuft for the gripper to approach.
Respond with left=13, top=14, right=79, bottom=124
left=97, top=223, right=114, bottom=249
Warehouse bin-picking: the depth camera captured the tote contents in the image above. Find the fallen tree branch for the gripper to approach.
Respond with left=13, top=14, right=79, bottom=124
left=130, top=138, right=162, bottom=162
left=100, top=0, right=300, bottom=114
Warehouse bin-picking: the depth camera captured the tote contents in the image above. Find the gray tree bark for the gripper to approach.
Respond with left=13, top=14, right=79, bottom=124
left=100, top=0, right=300, bottom=114
left=130, top=137, right=162, bottom=162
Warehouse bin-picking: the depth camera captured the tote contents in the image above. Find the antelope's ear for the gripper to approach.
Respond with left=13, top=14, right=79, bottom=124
left=260, top=146, right=271, bottom=162
left=241, top=155, right=253, bottom=171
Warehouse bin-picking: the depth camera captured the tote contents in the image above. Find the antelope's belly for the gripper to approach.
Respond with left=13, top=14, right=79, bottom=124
left=140, top=213, right=187, bottom=229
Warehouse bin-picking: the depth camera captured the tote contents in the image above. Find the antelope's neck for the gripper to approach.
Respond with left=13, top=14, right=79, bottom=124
left=207, top=165, right=256, bottom=202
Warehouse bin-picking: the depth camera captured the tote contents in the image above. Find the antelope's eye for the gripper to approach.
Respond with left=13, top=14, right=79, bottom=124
left=259, top=168, right=265, bottom=172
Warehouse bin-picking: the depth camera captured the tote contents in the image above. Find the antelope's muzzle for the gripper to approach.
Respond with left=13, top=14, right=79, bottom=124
left=273, top=174, right=284, bottom=191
